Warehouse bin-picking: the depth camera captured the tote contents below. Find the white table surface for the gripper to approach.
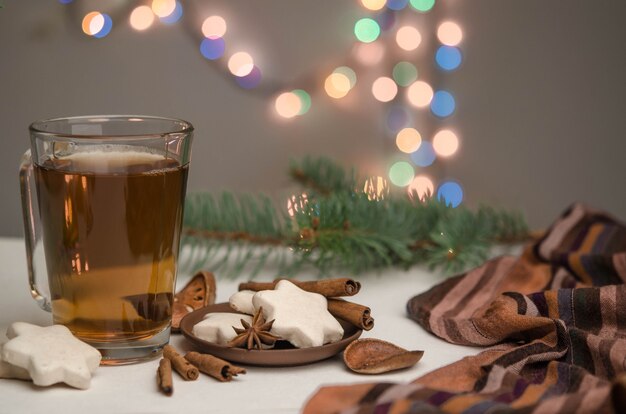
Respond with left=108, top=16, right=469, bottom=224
left=0, top=237, right=482, bottom=414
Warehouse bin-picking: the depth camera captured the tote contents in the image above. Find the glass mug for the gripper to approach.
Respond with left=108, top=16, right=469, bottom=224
left=19, top=115, right=193, bottom=364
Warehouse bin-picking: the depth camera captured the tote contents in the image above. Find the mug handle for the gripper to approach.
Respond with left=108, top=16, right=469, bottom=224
left=19, top=150, right=51, bottom=312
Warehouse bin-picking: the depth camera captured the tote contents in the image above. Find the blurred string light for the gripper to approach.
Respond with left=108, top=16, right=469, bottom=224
left=151, top=0, right=176, bottom=18
left=407, top=81, right=433, bottom=108
left=363, top=176, right=389, bottom=200
left=354, top=18, right=381, bottom=43
left=432, top=130, right=459, bottom=157
left=82, top=11, right=112, bottom=38
left=410, top=0, right=435, bottom=12
left=410, top=141, right=436, bottom=167
left=372, top=77, right=398, bottom=102
left=202, top=15, right=227, bottom=38
left=392, top=62, right=418, bottom=86
left=396, top=26, right=421, bottom=51
left=437, top=21, right=463, bottom=46
left=437, top=181, right=463, bottom=207
left=228, top=52, right=254, bottom=77
left=435, top=45, right=462, bottom=71
left=386, top=0, right=409, bottom=11
left=354, top=41, right=385, bottom=65
left=389, top=161, right=414, bottom=187
left=159, top=1, right=183, bottom=25
left=361, top=0, right=387, bottom=11
left=275, top=89, right=311, bottom=118
left=408, top=175, right=434, bottom=200
left=430, top=90, right=455, bottom=117
left=130, top=6, right=154, bottom=31
left=63, top=0, right=467, bottom=205
left=396, top=128, right=422, bottom=153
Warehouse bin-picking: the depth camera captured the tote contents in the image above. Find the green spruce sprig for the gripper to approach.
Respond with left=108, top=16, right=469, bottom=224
left=180, top=157, right=530, bottom=278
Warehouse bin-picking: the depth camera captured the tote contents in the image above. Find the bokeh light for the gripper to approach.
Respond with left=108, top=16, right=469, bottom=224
left=275, top=92, right=302, bottom=119
left=334, top=66, right=357, bottom=88
left=363, top=176, right=389, bottom=201
left=392, top=62, right=418, bottom=86
left=159, top=1, right=182, bottom=24
left=407, top=81, right=433, bottom=108
left=437, top=21, right=463, bottom=46
left=435, top=46, right=462, bottom=71
left=431, top=90, right=455, bottom=117
left=437, top=181, right=463, bottom=208
left=389, top=162, right=415, bottom=187
left=130, top=6, right=155, bottom=31
left=407, top=175, right=434, bottom=200
left=409, top=0, right=435, bottom=12
left=235, top=66, right=262, bottom=89
left=354, top=18, right=381, bottom=43
left=325, top=73, right=351, bottom=99
left=396, top=26, right=421, bottom=51
left=386, top=106, right=412, bottom=133
left=59, top=0, right=73, bottom=4
left=354, top=42, right=385, bottom=66
left=82, top=12, right=112, bottom=38
left=432, top=130, right=459, bottom=157
left=93, top=13, right=112, bottom=38
left=396, top=128, right=422, bottom=153
left=386, top=0, right=409, bottom=10
left=228, top=52, right=254, bottom=77
left=82, top=12, right=100, bottom=35
left=202, top=15, right=227, bottom=39
left=292, top=89, right=312, bottom=115
left=151, top=0, right=176, bottom=18
left=200, top=37, right=225, bottom=60
left=410, top=141, right=436, bottom=167
left=372, top=77, right=398, bottom=102
left=361, top=0, right=387, bottom=10
left=287, top=194, right=308, bottom=217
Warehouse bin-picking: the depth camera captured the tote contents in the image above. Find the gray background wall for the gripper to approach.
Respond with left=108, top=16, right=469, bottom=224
left=1, top=0, right=625, bottom=237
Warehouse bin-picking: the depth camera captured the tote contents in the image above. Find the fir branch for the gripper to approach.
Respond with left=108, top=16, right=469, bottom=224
left=180, top=157, right=531, bottom=278
left=289, top=156, right=356, bottom=196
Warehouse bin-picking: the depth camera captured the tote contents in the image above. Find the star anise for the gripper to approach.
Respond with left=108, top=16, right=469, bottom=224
left=227, top=307, right=281, bottom=350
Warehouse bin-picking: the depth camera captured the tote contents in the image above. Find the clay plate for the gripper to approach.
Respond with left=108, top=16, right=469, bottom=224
left=180, top=303, right=362, bottom=366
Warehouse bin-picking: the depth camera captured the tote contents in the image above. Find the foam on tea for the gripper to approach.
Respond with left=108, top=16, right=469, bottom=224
left=35, top=149, right=188, bottom=342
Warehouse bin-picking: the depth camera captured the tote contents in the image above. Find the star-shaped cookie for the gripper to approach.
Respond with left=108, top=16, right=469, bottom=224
left=252, top=280, right=344, bottom=348
left=192, top=313, right=253, bottom=345
left=1, top=323, right=101, bottom=389
left=0, top=344, right=30, bottom=381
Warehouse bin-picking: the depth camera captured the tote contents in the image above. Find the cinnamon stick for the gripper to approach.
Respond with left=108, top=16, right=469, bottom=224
left=327, top=298, right=374, bottom=331
left=163, top=345, right=199, bottom=381
left=184, top=352, right=246, bottom=382
left=157, top=358, right=173, bottom=396
left=238, top=278, right=361, bottom=297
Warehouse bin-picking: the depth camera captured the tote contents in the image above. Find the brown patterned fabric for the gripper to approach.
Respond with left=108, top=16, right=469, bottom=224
left=303, top=204, right=626, bottom=414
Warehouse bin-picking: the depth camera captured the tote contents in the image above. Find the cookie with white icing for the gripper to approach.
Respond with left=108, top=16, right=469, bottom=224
left=229, top=290, right=256, bottom=315
left=252, top=280, right=344, bottom=348
left=192, top=313, right=253, bottom=345
left=0, top=344, right=30, bottom=381
left=2, top=323, right=101, bottom=389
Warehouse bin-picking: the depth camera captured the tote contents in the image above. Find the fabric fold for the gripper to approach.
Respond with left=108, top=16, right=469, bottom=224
left=303, top=203, right=626, bottom=413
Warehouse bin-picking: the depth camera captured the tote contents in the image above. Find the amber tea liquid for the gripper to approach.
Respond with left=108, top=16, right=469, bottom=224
left=35, top=150, right=187, bottom=342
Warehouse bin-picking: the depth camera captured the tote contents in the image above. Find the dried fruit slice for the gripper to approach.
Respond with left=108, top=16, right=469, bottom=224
left=343, top=338, right=423, bottom=374
left=172, top=271, right=217, bottom=332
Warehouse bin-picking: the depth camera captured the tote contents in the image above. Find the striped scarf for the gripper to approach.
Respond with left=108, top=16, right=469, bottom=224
left=304, top=204, right=626, bottom=414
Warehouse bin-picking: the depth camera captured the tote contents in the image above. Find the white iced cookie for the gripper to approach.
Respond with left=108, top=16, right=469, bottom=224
left=252, top=280, right=344, bottom=348
left=192, top=313, right=253, bottom=345
left=0, top=344, right=30, bottom=381
left=229, top=290, right=256, bottom=315
left=2, top=323, right=101, bottom=389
